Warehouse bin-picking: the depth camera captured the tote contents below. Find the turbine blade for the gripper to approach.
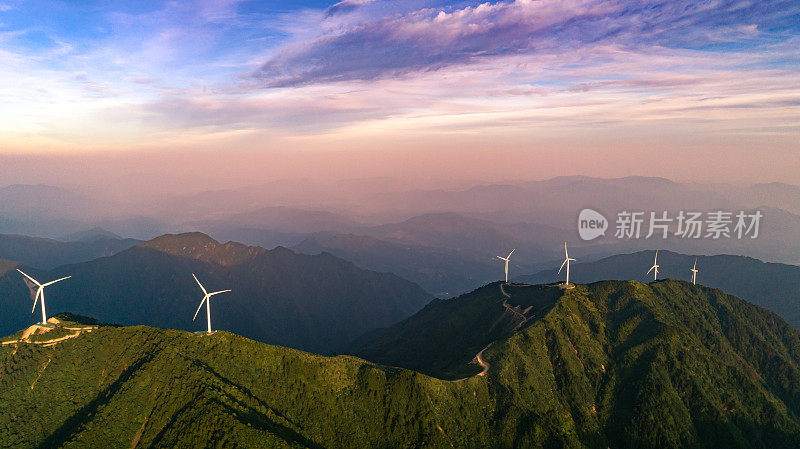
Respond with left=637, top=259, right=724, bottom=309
left=31, top=288, right=42, bottom=313
left=192, top=273, right=207, bottom=295
left=558, top=259, right=567, bottom=274
left=646, top=265, right=655, bottom=275
left=208, top=289, right=232, bottom=297
left=16, top=269, right=41, bottom=286
left=496, top=256, right=504, bottom=260
left=507, top=249, right=515, bottom=258
left=192, top=296, right=208, bottom=321
left=42, top=276, right=71, bottom=286
left=564, top=242, right=568, bottom=258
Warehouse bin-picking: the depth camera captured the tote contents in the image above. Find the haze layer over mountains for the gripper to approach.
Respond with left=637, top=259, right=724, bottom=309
left=1, top=176, right=798, bottom=298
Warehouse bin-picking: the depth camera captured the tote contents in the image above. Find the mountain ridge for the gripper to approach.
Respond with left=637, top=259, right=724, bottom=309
left=138, top=232, right=270, bottom=266
left=2, top=279, right=800, bottom=448
left=521, top=249, right=800, bottom=328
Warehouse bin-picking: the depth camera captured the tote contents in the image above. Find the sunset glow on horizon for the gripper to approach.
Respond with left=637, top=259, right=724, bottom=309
left=0, top=0, right=798, bottom=186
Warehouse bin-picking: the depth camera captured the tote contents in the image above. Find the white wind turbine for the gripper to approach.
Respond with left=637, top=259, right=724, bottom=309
left=17, top=269, right=71, bottom=325
left=192, top=274, right=231, bottom=334
left=558, top=242, right=576, bottom=287
left=646, top=250, right=660, bottom=281
left=690, top=259, right=699, bottom=285
left=496, top=249, right=515, bottom=283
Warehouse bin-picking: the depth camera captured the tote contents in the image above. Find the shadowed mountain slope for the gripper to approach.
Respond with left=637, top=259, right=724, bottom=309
left=0, top=232, right=432, bottom=353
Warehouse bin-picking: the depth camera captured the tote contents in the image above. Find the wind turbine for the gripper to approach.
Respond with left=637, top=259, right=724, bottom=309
left=646, top=250, right=660, bottom=281
left=690, top=259, right=699, bottom=285
left=192, top=273, right=231, bottom=334
left=17, top=269, right=71, bottom=325
left=496, top=249, right=515, bottom=283
left=558, top=242, right=576, bottom=287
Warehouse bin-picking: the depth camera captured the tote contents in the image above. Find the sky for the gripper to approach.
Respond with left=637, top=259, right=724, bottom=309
left=0, top=0, right=798, bottom=190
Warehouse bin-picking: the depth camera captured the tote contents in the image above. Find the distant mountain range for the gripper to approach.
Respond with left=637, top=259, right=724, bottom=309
left=292, top=213, right=570, bottom=297
left=0, top=233, right=139, bottom=270
left=363, top=212, right=570, bottom=265
left=0, top=232, right=431, bottom=352
left=521, top=250, right=800, bottom=328
left=294, top=233, right=498, bottom=297
left=60, top=227, right=124, bottom=243
left=3, top=280, right=799, bottom=447
left=4, top=176, right=800, bottom=267
left=191, top=205, right=364, bottom=234
left=2, top=217, right=797, bottom=328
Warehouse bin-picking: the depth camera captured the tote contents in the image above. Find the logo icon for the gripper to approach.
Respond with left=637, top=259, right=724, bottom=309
left=578, top=209, right=608, bottom=241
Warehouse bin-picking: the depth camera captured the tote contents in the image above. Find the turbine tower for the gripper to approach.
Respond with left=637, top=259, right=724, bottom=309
left=558, top=242, right=576, bottom=287
left=17, top=269, right=71, bottom=325
left=690, top=259, right=699, bottom=285
left=646, top=250, right=660, bottom=281
left=192, top=273, right=231, bottom=334
left=496, top=249, right=515, bottom=283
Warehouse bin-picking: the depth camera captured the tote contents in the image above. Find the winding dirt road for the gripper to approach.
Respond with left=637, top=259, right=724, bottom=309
left=453, top=283, right=534, bottom=382
left=453, top=344, right=491, bottom=382
left=1, top=321, right=97, bottom=347
left=499, top=283, right=529, bottom=329
left=474, top=345, right=490, bottom=376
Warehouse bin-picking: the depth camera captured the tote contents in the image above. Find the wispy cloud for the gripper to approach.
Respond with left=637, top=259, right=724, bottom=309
left=324, top=0, right=376, bottom=18
left=253, top=0, right=799, bottom=87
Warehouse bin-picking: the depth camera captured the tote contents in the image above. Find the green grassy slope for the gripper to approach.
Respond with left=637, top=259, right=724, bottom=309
left=355, top=282, right=561, bottom=379
left=1, top=324, right=493, bottom=449
left=357, top=280, right=800, bottom=447
left=521, top=250, right=800, bottom=328
left=2, top=280, right=800, bottom=448
left=482, top=280, right=800, bottom=448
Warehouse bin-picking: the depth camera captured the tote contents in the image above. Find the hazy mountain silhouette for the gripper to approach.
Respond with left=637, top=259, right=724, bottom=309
left=4, top=176, right=800, bottom=265
left=0, top=233, right=139, bottom=270
left=294, top=233, right=499, bottom=297
left=363, top=212, right=570, bottom=267
left=60, top=227, right=124, bottom=243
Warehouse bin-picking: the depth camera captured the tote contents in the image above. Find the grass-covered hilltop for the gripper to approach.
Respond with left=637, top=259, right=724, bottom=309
left=2, top=280, right=799, bottom=448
